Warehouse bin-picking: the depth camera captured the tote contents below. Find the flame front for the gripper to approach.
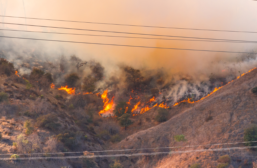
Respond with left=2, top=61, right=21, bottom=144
left=131, top=101, right=140, bottom=112
left=173, top=67, right=257, bottom=106
left=58, top=86, right=75, bottom=95
left=15, top=71, right=19, bottom=77
left=98, top=90, right=115, bottom=116
left=50, top=83, right=55, bottom=89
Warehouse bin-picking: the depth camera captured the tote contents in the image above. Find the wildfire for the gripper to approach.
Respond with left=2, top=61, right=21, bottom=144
left=99, top=90, right=115, bottom=116
left=58, top=86, right=75, bottom=95
left=149, top=97, right=155, bottom=102
left=131, top=101, right=140, bottom=112
left=173, top=67, right=257, bottom=106
left=15, top=71, right=19, bottom=77
left=50, top=83, right=55, bottom=89
left=83, top=92, right=93, bottom=95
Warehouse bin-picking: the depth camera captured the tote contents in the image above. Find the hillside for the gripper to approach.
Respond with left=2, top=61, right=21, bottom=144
left=112, top=68, right=257, bottom=168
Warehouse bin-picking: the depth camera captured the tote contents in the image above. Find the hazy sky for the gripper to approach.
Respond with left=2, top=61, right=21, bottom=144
left=1, top=0, right=257, bottom=75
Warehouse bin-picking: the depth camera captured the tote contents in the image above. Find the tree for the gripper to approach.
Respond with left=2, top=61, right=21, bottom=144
left=118, top=113, right=133, bottom=130
left=65, top=73, right=80, bottom=87
left=123, top=66, right=143, bottom=91
left=114, top=101, right=130, bottom=117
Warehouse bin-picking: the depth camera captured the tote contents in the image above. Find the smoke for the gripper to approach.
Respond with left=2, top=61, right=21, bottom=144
left=1, top=0, right=257, bottom=104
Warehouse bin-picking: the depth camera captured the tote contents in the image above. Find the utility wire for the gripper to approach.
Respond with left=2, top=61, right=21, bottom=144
left=0, top=35, right=254, bottom=54
left=1, top=15, right=257, bottom=34
left=1, top=22, right=257, bottom=42
left=2, top=146, right=257, bottom=161
left=1, top=28, right=257, bottom=44
left=0, top=140, right=256, bottom=156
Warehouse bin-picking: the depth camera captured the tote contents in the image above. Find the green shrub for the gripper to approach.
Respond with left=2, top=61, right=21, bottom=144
left=118, top=113, right=133, bottom=130
left=114, top=101, right=130, bottom=117
left=36, top=114, right=60, bottom=131
left=110, top=160, right=123, bottom=168
left=0, top=132, right=2, bottom=140
left=217, top=163, right=229, bottom=168
left=69, top=104, right=74, bottom=109
left=97, top=130, right=110, bottom=141
left=174, top=134, right=186, bottom=142
left=190, top=163, right=201, bottom=168
left=82, top=158, right=97, bottom=168
left=56, top=132, right=78, bottom=150
left=0, top=92, right=8, bottom=102
left=111, top=134, right=122, bottom=143
left=13, top=142, right=17, bottom=147
left=25, top=80, right=33, bottom=89
left=24, top=120, right=34, bottom=135
left=217, top=155, right=231, bottom=163
left=10, top=154, right=19, bottom=159
left=252, top=87, right=257, bottom=94
left=155, top=108, right=169, bottom=122
left=244, top=125, right=257, bottom=149
left=24, top=111, right=37, bottom=118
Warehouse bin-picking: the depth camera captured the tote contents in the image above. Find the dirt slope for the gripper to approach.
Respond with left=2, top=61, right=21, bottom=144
left=113, top=69, right=257, bottom=168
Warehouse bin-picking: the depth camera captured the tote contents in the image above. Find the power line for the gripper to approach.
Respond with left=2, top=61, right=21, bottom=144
left=2, top=146, right=257, bottom=161
left=2, top=15, right=257, bottom=34
left=2, top=21, right=257, bottom=42
left=1, top=28, right=257, bottom=44
left=0, top=140, right=256, bottom=156
left=0, top=35, right=254, bottom=54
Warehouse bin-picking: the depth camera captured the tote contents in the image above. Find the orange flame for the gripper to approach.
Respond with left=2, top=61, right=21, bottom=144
left=131, top=101, right=140, bottom=112
left=99, top=90, right=115, bottom=115
left=173, top=67, right=257, bottom=106
left=15, top=71, right=19, bottom=77
left=50, top=83, right=55, bottom=89
left=58, top=86, right=75, bottom=95
left=127, top=96, right=133, bottom=105
left=83, top=92, right=93, bottom=95
left=149, top=97, right=155, bottom=103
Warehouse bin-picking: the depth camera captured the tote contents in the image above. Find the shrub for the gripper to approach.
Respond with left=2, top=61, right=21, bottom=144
left=252, top=87, right=257, bottom=94
left=25, top=80, right=33, bottom=89
left=114, top=101, right=130, bottom=117
left=110, top=160, right=123, bottom=168
left=0, top=92, right=8, bottom=102
left=102, top=122, right=120, bottom=135
left=10, top=154, right=19, bottom=159
left=30, top=68, right=44, bottom=79
left=111, top=134, right=122, bottom=143
left=36, top=114, right=61, bottom=131
left=24, top=120, right=34, bottom=135
left=190, top=163, right=201, bottom=168
left=65, top=73, right=79, bottom=87
left=155, top=108, right=169, bottom=122
left=56, top=132, right=78, bottom=150
left=217, top=163, right=229, bottom=168
left=217, top=155, right=231, bottom=163
left=83, top=75, right=96, bottom=92
left=97, top=130, right=110, bottom=141
left=244, top=125, right=257, bottom=149
left=0, top=58, right=15, bottom=76
left=0, top=132, right=2, bottom=140
left=38, top=73, right=54, bottom=88
left=69, top=104, right=74, bottom=109
left=118, top=113, right=133, bottom=130
left=174, top=134, right=186, bottom=142
left=82, top=158, right=97, bottom=168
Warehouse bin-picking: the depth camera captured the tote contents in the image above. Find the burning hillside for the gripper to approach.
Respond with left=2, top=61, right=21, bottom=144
left=2, top=50, right=257, bottom=117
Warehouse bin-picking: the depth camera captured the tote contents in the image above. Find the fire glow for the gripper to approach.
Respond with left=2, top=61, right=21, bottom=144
left=50, top=83, right=55, bottom=89
left=15, top=71, right=19, bottom=77
left=173, top=67, right=257, bottom=106
left=58, top=86, right=75, bottom=95
left=99, top=90, right=115, bottom=116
